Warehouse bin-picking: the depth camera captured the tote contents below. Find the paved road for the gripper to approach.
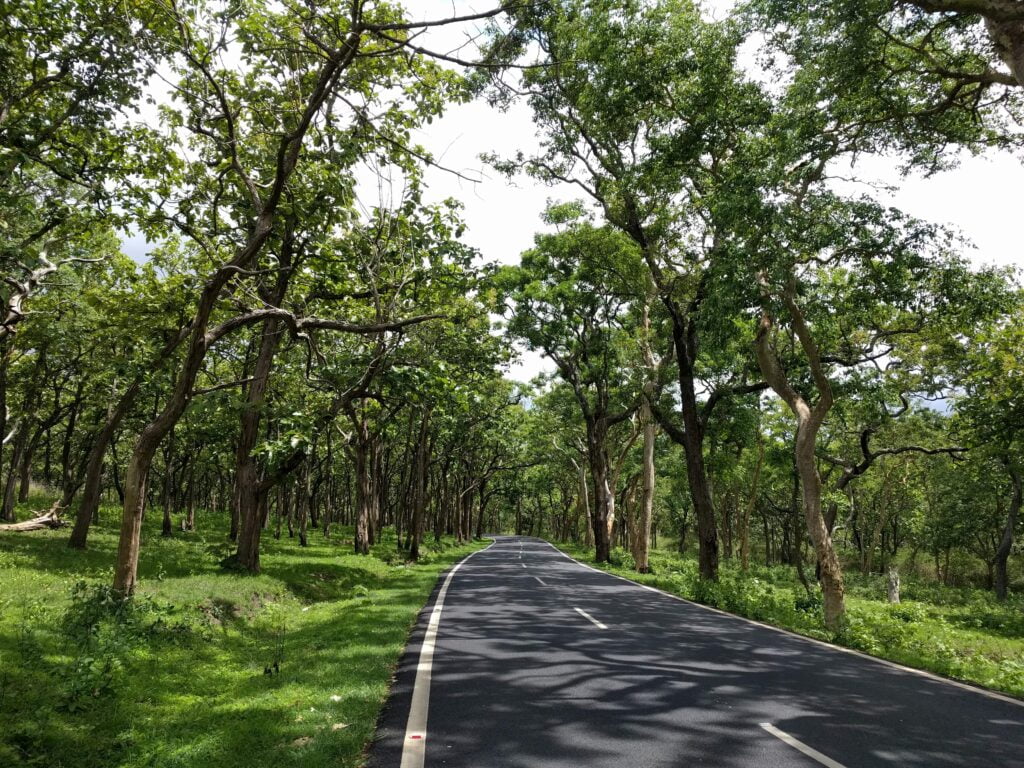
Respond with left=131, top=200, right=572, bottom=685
left=368, top=536, right=1024, bottom=767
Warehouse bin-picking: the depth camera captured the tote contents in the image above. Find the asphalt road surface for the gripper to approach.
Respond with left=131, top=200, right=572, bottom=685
left=368, top=536, right=1024, bottom=768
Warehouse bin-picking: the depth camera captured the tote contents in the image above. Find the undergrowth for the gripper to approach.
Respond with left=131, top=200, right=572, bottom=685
left=0, top=496, right=484, bottom=768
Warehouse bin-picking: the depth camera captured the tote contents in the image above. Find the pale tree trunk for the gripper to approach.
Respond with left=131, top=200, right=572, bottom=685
left=986, top=17, right=1024, bottom=86
left=352, top=421, right=372, bottom=555
left=994, top=462, right=1021, bottom=601
left=755, top=278, right=846, bottom=631
left=887, top=566, right=901, bottom=604
left=2, top=421, right=29, bottom=521
left=632, top=295, right=657, bottom=573
left=633, top=392, right=656, bottom=573
left=572, top=459, right=592, bottom=547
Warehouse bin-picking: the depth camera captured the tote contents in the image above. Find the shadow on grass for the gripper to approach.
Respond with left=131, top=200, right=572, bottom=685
left=0, top=509, right=479, bottom=768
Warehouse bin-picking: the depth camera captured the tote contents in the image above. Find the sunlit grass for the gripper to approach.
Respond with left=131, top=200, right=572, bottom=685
left=0, top=495, right=484, bottom=767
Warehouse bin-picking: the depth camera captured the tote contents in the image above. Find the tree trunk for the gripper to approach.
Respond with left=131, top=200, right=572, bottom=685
left=234, top=316, right=284, bottom=572
left=994, top=462, right=1021, bottom=601
left=633, top=393, right=656, bottom=573
left=887, top=566, right=901, bottom=604
left=741, top=437, right=764, bottom=572
left=794, top=421, right=845, bottom=629
left=298, top=464, right=310, bottom=547
left=69, top=381, right=139, bottom=549
left=409, top=408, right=431, bottom=561
left=2, top=422, right=29, bottom=521
left=672, top=322, right=719, bottom=581
left=353, top=426, right=372, bottom=555
left=755, top=298, right=845, bottom=630
left=588, top=442, right=613, bottom=563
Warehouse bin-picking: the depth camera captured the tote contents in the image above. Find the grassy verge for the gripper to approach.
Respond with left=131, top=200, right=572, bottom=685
left=555, top=542, right=1024, bottom=700
left=0, top=494, right=485, bottom=768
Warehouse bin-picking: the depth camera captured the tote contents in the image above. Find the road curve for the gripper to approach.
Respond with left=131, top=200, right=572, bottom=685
left=367, top=536, right=1024, bottom=768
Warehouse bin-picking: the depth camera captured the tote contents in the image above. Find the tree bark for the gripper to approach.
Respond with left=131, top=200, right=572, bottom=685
left=352, top=422, right=372, bottom=555
left=633, top=392, right=656, bottom=573
left=741, top=437, right=764, bottom=572
left=755, top=288, right=846, bottom=631
left=234, top=315, right=285, bottom=572
left=994, top=462, right=1021, bottom=601
left=68, top=381, right=140, bottom=549
left=409, top=408, right=431, bottom=561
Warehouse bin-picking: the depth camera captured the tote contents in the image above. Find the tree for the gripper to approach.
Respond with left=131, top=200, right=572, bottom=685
left=499, top=212, right=640, bottom=562
left=487, top=0, right=775, bottom=580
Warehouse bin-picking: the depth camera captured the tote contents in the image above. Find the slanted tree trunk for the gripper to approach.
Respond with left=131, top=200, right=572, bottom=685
left=755, top=281, right=846, bottom=631
left=69, top=381, right=140, bottom=549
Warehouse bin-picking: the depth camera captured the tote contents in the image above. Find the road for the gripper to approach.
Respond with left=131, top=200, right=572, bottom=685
left=367, top=536, right=1024, bottom=767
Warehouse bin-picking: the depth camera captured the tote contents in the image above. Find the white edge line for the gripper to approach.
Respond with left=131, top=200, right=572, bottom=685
left=399, top=538, right=495, bottom=768
left=543, top=541, right=1024, bottom=709
left=574, top=606, right=608, bottom=629
left=759, top=723, right=848, bottom=768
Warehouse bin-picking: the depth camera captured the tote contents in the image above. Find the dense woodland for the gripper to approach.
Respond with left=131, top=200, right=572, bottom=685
left=1, top=0, right=1022, bottom=648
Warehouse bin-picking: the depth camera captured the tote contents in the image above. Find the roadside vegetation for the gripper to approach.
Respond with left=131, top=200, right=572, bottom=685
left=2, top=0, right=1023, bottom=761
left=0, top=492, right=483, bottom=768
left=559, top=542, right=1024, bottom=700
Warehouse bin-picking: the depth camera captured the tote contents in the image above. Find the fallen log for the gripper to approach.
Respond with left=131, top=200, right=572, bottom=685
left=0, top=502, right=65, bottom=532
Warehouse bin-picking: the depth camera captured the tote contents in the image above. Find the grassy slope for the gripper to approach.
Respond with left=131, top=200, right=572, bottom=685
left=556, top=543, right=1024, bottom=700
left=0, top=494, right=484, bottom=768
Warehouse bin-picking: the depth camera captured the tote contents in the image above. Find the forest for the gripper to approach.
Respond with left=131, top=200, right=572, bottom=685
left=1, top=0, right=1022, bottom=766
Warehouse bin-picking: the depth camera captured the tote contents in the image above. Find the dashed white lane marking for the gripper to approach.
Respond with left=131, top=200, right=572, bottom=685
left=759, top=723, right=848, bottom=768
left=400, top=541, right=494, bottom=768
left=521, top=563, right=526, bottom=568
left=533, top=576, right=548, bottom=587
left=542, top=541, right=1024, bottom=709
left=574, top=607, right=607, bottom=629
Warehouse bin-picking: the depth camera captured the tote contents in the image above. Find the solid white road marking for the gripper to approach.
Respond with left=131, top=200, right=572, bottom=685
left=400, top=540, right=494, bottom=768
left=759, top=723, right=848, bottom=768
left=533, top=576, right=548, bottom=587
left=542, top=541, right=1024, bottom=709
left=574, top=607, right=608, bottom=629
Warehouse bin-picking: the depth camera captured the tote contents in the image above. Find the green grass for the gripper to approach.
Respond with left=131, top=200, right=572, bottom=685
left=0, top=493, right=485, bottom=768
left=556, top=542, right=1024, bottom=700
